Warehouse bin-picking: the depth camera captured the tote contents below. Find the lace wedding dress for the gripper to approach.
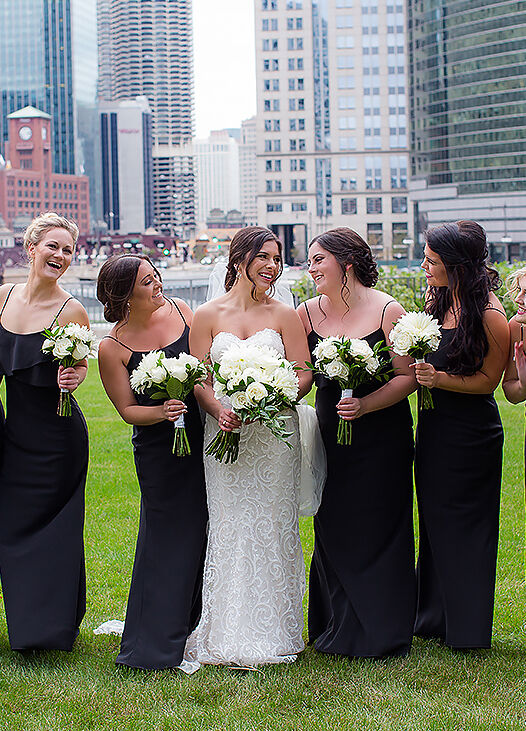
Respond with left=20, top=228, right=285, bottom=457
left=185, top=329, right=305, bottom=666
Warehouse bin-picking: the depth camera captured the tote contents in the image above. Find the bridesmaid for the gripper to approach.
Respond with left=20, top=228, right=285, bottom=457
left=502, top=266, right=526, bottom=407
left=0, top=211, right=89, bottom=651
left=97, top=254, right=207, bottom=670
left=414, top=220, right=509, bottom=649
left=297, top=227, right=417, bottom=658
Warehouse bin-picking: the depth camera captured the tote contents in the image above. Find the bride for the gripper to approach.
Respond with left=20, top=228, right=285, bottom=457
left=186, top=226, right=312, bottom=666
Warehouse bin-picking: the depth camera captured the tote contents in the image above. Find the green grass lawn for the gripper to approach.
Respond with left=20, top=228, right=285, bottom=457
left=0, top=369, right=526, bottom=730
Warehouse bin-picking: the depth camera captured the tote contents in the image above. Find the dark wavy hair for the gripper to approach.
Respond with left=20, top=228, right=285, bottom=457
left=309, top=227, right=378, bottom=308
left=224, top=226, right=283, bottom=301
left=96, top=254, right=162, bottom=325
left=425, top=220, right=501, bottom=375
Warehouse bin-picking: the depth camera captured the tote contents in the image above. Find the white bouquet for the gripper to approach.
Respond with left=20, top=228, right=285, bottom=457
left=389, top=311, right=442, bottom=410
left=307, top=336, right=389, bottom=445
left=130, top=350, right=207, bottom=455
left=42, top=323, right=97, bottom=416
left=206, top=342, right=300, bottom=464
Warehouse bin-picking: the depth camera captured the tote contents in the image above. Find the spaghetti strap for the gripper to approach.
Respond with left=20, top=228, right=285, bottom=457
left=303, top=301, right=314, bottom=331
left=170, top=298, right=187, bottom=327
left=103, top=335, right=134, bottom=353
left=0, top=284, right=16, bottom=320
left=380, top=299, right=396, bottom=329
left=50, top=296, right=74, bottom=328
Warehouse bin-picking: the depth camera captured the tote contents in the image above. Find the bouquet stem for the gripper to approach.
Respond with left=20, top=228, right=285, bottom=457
left=173, top=413, right=191, bottom=456
left=337, top=388, right=353, bottom=446
left=205, top=427, right=241, bottom=464
left=416, top=358, right=434, bottom=410
left=57, top=388, right=72, bottom=417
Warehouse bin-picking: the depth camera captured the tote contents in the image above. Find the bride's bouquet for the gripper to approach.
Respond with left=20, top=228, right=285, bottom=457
left=130, top=350, right=208, bottom=455
left=389, top=311, right=442, bottom=410
left=206, top=342, right=300, bottom=464
left=308, top=336, right=389, bottom=445
left=42, top=323, right=97, bottom=416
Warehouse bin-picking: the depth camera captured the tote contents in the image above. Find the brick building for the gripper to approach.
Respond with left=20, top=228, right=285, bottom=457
left=0, top=106, right=90, bottom=233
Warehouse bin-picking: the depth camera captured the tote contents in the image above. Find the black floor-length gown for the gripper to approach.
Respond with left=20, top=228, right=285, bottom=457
left=0, top=287, right=87, bottom=651
left=111, top=307, right=208, bottom=670
left=306, top=300, right=416, bottom=658
left=414, top=328, right=503, bottom=648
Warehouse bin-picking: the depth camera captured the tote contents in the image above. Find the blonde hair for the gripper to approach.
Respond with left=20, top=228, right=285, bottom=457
left=506, top=266, right=526, bottom=301
left=23, top=211, right=79, bottom=254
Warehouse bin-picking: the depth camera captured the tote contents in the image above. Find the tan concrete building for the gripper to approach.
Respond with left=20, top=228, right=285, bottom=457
left=255, top=0, right=413, bottom=262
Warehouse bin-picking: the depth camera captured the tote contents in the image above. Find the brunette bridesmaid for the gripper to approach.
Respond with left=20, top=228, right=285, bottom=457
left=97, top=254, right=207, bottom=670
left=414, top=221, right=508, bottom=649
left=298, top=227, right=417, bottom=658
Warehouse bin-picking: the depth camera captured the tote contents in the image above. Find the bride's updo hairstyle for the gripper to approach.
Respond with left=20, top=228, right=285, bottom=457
left=309, top=227, right=378, bottom=305
left=225, top=226, right=283, bottom=301
left=97, top=253, right=162, bottom=324
left=425, top=220, right=501, bottom=376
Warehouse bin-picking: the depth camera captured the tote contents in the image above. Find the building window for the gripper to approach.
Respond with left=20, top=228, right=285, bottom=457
left=336, top=15, right=353, bottom=28
left=337, top=56, right=354, bottom=69
left=391, top=196, right=407, bottom=214
left=339, top=137, right=356, bottom=150
left=292, top=202, right=307, bottom=211
left=340, top=178, right=357, bottom=191
left=365, top=156, right=382, bottom=189
left=367, top=223, right=383, bottom=253
left=366, top=197, right=382, bottom=214
left=267, top=203, right=283, bottom=212
left=273, top=99, right=280, bottom=111
left=341, top=198, right=357, bottom=214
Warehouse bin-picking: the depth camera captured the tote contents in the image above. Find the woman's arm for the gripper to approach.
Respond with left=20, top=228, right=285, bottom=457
left=98, top=338, right=184, bottom=426
left=280, top=305, right=313, bottom=399
left=415, top=307, right=509, bottom=394
left=189, top=305, right=241, bottom=431
left=338, top=300, right=416, bottom=421
left=502, top=317, right=526, bottom=403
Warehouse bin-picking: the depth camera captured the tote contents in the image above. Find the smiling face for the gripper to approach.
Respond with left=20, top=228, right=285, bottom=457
left=514, top=275, right=526, bottom=324
left=243, top=240, right=282, bottom=292
left=28, top=227, right=75, bottom=279
left=421, top=245, right=448, bottom=288
left=308, top=240, right=349, bottom=294
left=128, top=260, right=165, bottom=313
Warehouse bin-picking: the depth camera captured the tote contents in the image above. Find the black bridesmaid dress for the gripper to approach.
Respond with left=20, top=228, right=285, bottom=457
left=109, top=303, right=208, bottom=670
left=414, top=327, right=503, bottom=648
left=0, top=286, right=88, bottom=651
left=305, top=299, right=416, bottom=658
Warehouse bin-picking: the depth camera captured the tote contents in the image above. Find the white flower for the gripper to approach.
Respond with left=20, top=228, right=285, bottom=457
left=163, top=358, right=188, bottom=382
left=150, top=365, right=167, bottom=384
left=72, top=342, right=90, bottom=360
left=272, top=367, right=299, bottom=401
left=53, top=338, right=72, bottom=359
left=324, top=360, right=349, bottom=379
left=42, top=338, right=54, bottom=352
left=230, top=391, right=249, bottom=410
left=130, top=367, right=148, bottom=392
left=243, top=366, right=266, bottom=383
left=348, top=339, right=374, bottom=360
left=214, top=381, right=226, bottom=399
left=139, top=351, right=163, bottom=372
left=227, top=374, right=242, bottom=389
left=365, top=356, right=381, bottom=375
left=313, top=336, right=339, bottom=361
left=389, top=329, right=414, bottom=356
left=246, top=381, right=268, bottom=404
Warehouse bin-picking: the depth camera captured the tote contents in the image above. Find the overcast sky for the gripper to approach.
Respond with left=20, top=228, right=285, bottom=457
left=193, top=0, right=257, bottom=138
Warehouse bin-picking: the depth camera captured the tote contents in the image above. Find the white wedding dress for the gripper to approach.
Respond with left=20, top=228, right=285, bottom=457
left=185, top=328, right=305, bottom=666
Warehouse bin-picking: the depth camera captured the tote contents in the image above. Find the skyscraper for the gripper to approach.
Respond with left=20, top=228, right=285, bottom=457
left=408, top=0, right=526, bottom=258
left=194, top=130, right=241, bottom=227
left=255, top=0, right=413, bottom=262
left=0, top=0, right=76, bottom=175
left=239, top=116, right=258, bottom=225
left=97, top=0, right=195, bottom=237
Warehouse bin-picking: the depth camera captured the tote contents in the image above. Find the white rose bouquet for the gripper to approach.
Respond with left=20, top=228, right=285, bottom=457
left=389, top=311, right=442, bottom=410
left=206, top=342, right=300, bottom=464
left=307, top=336, right=390, bottom=445
left=130, top=350, right=208, bottom=456
left=41, top=323, right=97, bottom=416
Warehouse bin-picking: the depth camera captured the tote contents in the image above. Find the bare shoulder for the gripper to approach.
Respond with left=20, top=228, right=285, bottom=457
left=97, top=332, right=126, bottom=364
left=487, top=291, right=507, bottom=317
left=59, top=296, right=90, bottom=327
left=0, top=282, right=16, bottom=308
left=171, top=296, right=193, bottom=323
left=509, top=315, right=523, bottom=341
left=271, top=298, right=302, bottom=325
